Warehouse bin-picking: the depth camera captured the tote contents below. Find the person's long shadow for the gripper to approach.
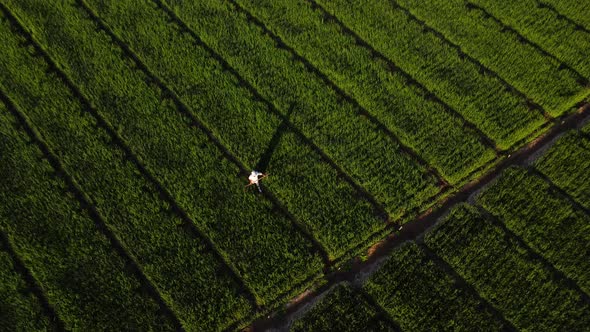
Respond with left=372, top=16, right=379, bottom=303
left=255, top=104, right=295, bottom=173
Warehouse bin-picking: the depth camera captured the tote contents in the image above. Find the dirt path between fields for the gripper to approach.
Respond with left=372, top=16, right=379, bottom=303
left=246, top=102, right=590, bottom=332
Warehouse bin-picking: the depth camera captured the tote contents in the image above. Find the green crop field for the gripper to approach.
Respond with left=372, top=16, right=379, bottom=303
left=0, top=0, right=588, bottom=330
left=293, top=129, right=590, bottom=331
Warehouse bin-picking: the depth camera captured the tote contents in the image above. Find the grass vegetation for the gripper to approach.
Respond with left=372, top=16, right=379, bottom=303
left=0, top=249, right=49, bottom=331
left=535, top=131, right=590, bottom=209
left=478, top=166, right=590, bottom=294
left=0, top=102, right=173, bottom=330
left=290, top=283, right=395, bottom=332
left=0, top=0, right=588, bottom=329
left=222, top=0, right=497, bottom=180
left=314, top=0, right=549, bottom=151
left=425, top=204, right=590, bottom=331
left=0, top=7, right=256, bottom=329
left=364, top=242, right=506, bottom=331
left=396, top=0, right=590, bottom=115
left=468, top=0, right=590, bottom=79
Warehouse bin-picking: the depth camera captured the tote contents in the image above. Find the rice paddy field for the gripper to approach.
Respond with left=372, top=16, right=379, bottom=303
left=0, top=0, right=588, bottom=331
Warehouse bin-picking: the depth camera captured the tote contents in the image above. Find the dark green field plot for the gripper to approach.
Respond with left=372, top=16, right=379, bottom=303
left=535, top=131, right=590, bottom=209
left=478, top=166, right=590, bottom=294
left=290, top=283, right=395, bottom=332
left=0, top=101, right=173, bottom=330
left=425, top=204, right=590, bottom=331
left=364, top=242, right=506, bottom=331
left=0, top=247, right=49, bottom=331
left=0, top=0, right=589, bottom=329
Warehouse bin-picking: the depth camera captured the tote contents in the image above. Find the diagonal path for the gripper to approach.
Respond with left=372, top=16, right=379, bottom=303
left=249, top=103, right=590, bottom=330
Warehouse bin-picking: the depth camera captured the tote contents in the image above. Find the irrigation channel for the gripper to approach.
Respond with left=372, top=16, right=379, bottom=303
left=247, top=102, right=590, bottom=332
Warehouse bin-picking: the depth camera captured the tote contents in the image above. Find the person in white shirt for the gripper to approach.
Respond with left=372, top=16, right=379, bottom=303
left=246, top=170, right=267, bottom=193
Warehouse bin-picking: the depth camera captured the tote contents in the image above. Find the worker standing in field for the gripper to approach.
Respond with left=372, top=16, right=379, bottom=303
left=246, top=170, right=267, bottom=193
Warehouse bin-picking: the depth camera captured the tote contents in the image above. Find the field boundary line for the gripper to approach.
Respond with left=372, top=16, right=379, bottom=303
left=75, top=0, right=332, bottom=272
left=149, top=0, right=402, bottom=228
left=475, top=205, right=590, bottom=303
left=385, top=0, right=553, bottom=121
left=0, top=88, right=184, bottom=331
left=418, top=242, right=518, bottom=331
left=227, top=0, right=453, bottom=186
left=465, top=1, right=588, bottom=86
left=300, top=0, right=501, bottom=154
left=537, top=1, right=590, bottom=35
left=5, top=0, right=264, bottom=310
left=0, top=227, right=65, bottom=331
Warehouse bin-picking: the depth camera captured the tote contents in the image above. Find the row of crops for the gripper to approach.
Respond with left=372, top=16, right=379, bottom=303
left=291, top=128, right=590, bottom=331
left=0, top=0, right=589, bottom=330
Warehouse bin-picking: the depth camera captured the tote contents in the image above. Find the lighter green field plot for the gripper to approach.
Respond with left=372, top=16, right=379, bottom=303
left=315, top=0, right=547, bottom=151
left=425, top=204, right=590, bottom=331
left=397, top=0, right=589, bottom=115
left=0, top=251, right=49, bottom=332
left=540, top=0, right=590, bottom=32
left=478, top=166, right=590, bottom=294
left=468, top=0, right=590, bottom=79
left=291, top=283, right=395, bottom=332
left=233, top=0, right=496, bottom=181
left=161, top=0, right=443, bottom=208
left=365, top=242, right=505, bottom=331
left=81, top=0, right=388, bottom=260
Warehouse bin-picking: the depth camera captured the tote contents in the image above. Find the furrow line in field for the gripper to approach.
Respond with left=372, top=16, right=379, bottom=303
left=356, top=287, right=403, bottom=332
left=465, top=1, right=588, bottom=86
left=418, top=242, right=518, bottom=331
left=525, top=166, right=590, bottom=218
left=302, top=0, right=501, bottom=154
left=227, top=0, right=454, bottom=185
left=387, top=0, right=553, bottom=121
left=150, top=0, right=399, bottom=223
left=8, top=0, right=264, bottom=309
left=0, top=226, right=65, bottom=331
left=0, top=87, right=185, bottom=331
left=475, top=205, right=590, bottom=304
left=77, top=0, right=332, bottom=270
left=537, top=1, right=590, bottom=35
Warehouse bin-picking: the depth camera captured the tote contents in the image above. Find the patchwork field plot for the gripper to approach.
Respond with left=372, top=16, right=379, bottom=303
left=290, top=283, right=395, bottom=332
left=364, top=242, right=507, bottom=331
left=0, top=0, right=589, bottom=330
left=292, top=129, right=590, bottom=331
